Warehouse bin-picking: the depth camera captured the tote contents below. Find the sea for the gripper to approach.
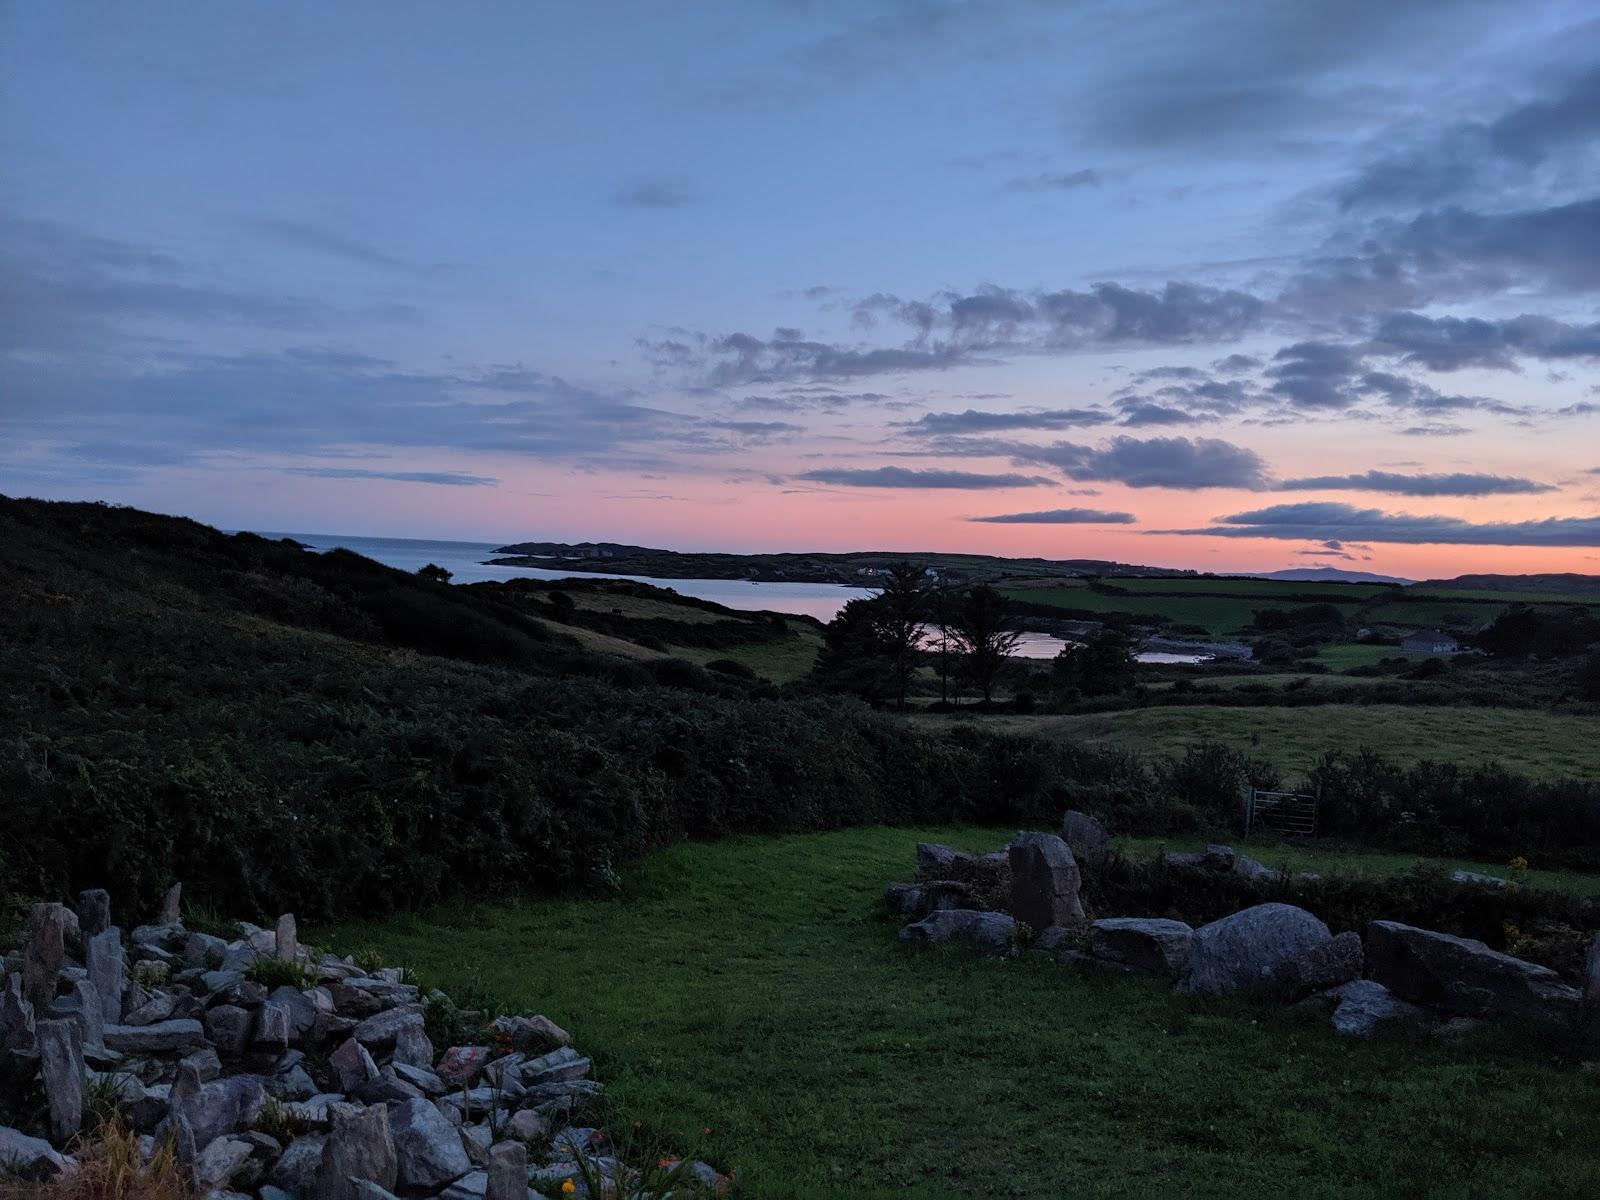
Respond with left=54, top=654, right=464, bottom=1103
left=256, top=531, right=1210, bottom=662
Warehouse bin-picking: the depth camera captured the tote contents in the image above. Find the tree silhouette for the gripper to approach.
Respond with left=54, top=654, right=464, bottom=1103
left=946, top=585, right=1022, bottom=704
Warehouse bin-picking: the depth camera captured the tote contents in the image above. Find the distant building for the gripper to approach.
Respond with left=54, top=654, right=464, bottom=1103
left=1401, top=629, right=1460, bottom=654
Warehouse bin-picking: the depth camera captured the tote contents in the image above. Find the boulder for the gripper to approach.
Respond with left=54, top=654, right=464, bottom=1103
left=393, top=1024, right=434, bottom=1071
left=331, top=1036, right=381, bottom=1093
left=1165, top=844, right=1236, bottom=872
left=23, top=903, right=68, bottom=1016
left=104, top=1017, right=206, bottom=1055
left=505, top=1109, right=549, bottom=1142
left=184, top=931, right=231, bottom=964
left=1007, top=833, right=1085, bottom=931
left=440, top=1170, right=489, bottom=1200
left=435, top=1046, right=491, bottom=1087
left=181, top=1045, right=224, bottom=1082
left=0, top=1124, right=71, bottom=1178
left=1450, top=870, right=1508, bottom=889
left=272, top=1134, right=328, bottom=1195
left=124, top=991, right=177, bottom=1027
left=255, top=1001, right=292, bottom=1051
left=1329, top=980, right=1426, bottom=1038
left=207, top=1004, right=254, bottom=1058
left=1269, top=930, right=1363, bottom=1001
left=389, top=1097, right=473, bottom=1192
left=915, top=843, right=973, bottom=878
left=175, top=1074, right=266, bottom=1150
left=315, top=1105, right=398, bottom=1200
left=357, top=1072, right=424, bottom=1105
left=86, top=927, right=125, bottom=1030
left=353, top=1005, right=424, bottom=1052
left=1, top=977, right=36, bottom=1053
left=1180, top=903, right=1331, bottom=996
left=1089, top=918, right=1194, bottom=975
left=1366, top=920, right=1582, bottom=1024
left=391, top=1062, right=446, bottom=1096
left=487, top=1013, right=570, bottom=1047
left=37, top=1018, right=85, bottom=1143
left=485, top=1140, right=528, bottom=1200
left=899, top=909, right=1016, bottom=952
left=78, top=889, right=112, bottom=938
left=269, top=986, right=319, bottom=1037
left=50, top=977, right=105, bottom=1055
left=1060, top=810, right=1110, bottom=868
left=194, top=1136, right=255, bottom=1190
left=1232, top=854, right=1278, bottom=883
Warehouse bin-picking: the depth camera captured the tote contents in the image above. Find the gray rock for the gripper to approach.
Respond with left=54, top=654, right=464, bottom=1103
left=1089, top=917, right=1194, bottom=975
left=158, top=883, right=183, bottom=925
left=1165, top=844, right=1236, bottom=872
left=389, top=1097, right=473, bottom=1191
left=131, top=922, right=186, bottom=953
left=50, top=977, right=105, bottom=1054
left=393, top=1023, right=434, bottom=1071
left=0, top=1124, right=71, bottom=1178
left=78, top=889, right=112, bottom=938
left=270, top=987, right=319, bottom=1037
left=1232, top=854, right=1278, bottom=883
left=202, top=969, right=247, bottom=995
left=85, top=928, right=125, bottom=1032
left=883, top=882, right=928, bottom=918
left=1007, top=832, right=1085, bottom=931
left=222, top=943, right=262, bottom=972
left=1060, top=810, right=1110, bottom=868
left=277, top=915, right=299, bottom=963
left=353, top=1005, right=424, bottom=1052
left=1330, top=979, right=1426, bottom=1038
left=262, top=1187, right=297, bottom=1200
left=505, top=1109, right=549, bottom=1142
left=489, top=1013, right=570, bottom=1047
left=195, top=1136, right=254, bottom=1190
left=315, top=1105, right=398, bottom=1200
left=349, top=1182, right=402, bottom=1200
left=1180, top=903, right=1332, bottom=996
left=1, top=975, right=35, bottom=1053
left=272, top=1134, right=328, bottom=1195
left=915, top=843, right=973, bottom=878
left=440, top=1170, right=489, bottom=1200
left=899, top=909, right=1016, bottom=952
left=179, top=1045, right=223, bottom=1082
left=184, top=931, right=231, bottom=965
left=1366, top=920, right=1582, bottom=1024
left=435, top=1046, right=490, bottom=1087
left=391, top=1062, right=446, bottom=1096
left=176, top=1074, right=266, bottom=1150
left=331, top=1036, right=381, bottom=1093
left=485, top=1141, right=527, bottom=1200
left=256, top=1001, right=292, bottom=1051
left=271, top=1064, right=319, bottom=1102
left=1450, top=870, right=1508, bottom=889
left=208, top=1004, right=254, bottom=1058
left=23, top=902, right=68, bottom=1016
left=357, top=1072, right=424, bottom=1105
left=1269, top=930, right=1364, bottom=1001
left=124, top=990, right=177, bottom=1027
left=38, top=1018, right=85, bottom=1143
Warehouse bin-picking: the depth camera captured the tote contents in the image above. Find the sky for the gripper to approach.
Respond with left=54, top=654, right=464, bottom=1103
left=4, top=0, right=1600, bottom=578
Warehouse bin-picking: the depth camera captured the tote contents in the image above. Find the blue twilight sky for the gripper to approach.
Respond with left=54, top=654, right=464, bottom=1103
left=4, top=1, right=1600, bottom=575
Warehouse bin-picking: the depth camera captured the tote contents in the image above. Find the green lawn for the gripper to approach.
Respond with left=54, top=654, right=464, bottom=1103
left=669, top=621, right=823, bottom=683
left=326, top=827, right=1600, bottom=1199
left=929, top=705, right=1600, bottom=780
left=1309, top=643, right=1405, bottom=670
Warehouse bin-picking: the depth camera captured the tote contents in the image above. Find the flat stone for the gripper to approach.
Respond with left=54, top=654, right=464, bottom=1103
left=1061, top=810, right=1110, bottom=868
left=899, top=909, right=1016, bottom=952
left=194, top=1136, right=254, bottom=1190
left=1330, top=979, right=1426, bottom=1038
left=315, top=1105, right=398, bottom=1200
left=104, top=1017, right=206, bottom=1054
left=1165, top=844, right=1236, bottom=872
left=1451, top=870, right=1508, bottom=889
left=124, top=989, right=177, bottom=1027
left=0, top=1124, right=71, bottom=1178
left=1367, top=920, right=1582, bottom=1024
left=391, top=1061, right=446, bottom=1096
left=37, top=1018, right=85, bottom=1143
left=440, top=1169, right=489, bottom=1200
left=389, top=1097, right=473, bottom=1191
left=1180, top=903, right=1332, bottom=997
left=1089, top=917, right=1194, bottom=975
left=357, top=1072, right=424, bottom=1104
left=353, top=1005, right=424, bottom=1051
left=915, top=843, right=973, bottom=878
left=1007, top=832, right=1085, bottom=931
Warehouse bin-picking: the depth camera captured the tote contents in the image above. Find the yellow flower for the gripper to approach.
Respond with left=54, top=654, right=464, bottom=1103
left=1509, top=855, right=1529, bottom=872
left=561, top=1181, right=576, bottom=1195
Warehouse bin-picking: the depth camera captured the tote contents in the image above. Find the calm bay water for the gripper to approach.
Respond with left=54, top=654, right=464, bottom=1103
left=259, top=532, right=1211, bottom=661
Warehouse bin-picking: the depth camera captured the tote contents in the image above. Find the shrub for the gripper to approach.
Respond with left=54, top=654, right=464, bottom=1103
left=244, top=958, right=316, bottom=990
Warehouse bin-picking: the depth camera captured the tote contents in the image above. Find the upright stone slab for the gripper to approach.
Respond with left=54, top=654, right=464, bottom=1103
left=50, top=978, right=106, bottom=1055
left=37, top=1018, right=85, bottom=1143
left=1007, top=832, right=1084, bottom=931
left=1060, top=810, right=1110, bottom=868
left=86, top=927, right=125, bottom=1028
left=0, top=974, right=36, bottom=1053
left=276, top=914, right=299, bottom=962
left=158, top=883, right=183, bottom=925
left=315, top=1105, right=398, bottom=1200
left=485, top=1141, right=527, bottom=1200
left=77, top=889, right=112, bottom=938
left=23, top=903, right=68, bottom=1016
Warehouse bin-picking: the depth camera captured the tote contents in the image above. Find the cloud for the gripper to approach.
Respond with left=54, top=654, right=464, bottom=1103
left=968, top=507, right=1136, bottom=524
left=612, top=183, right=693, bottom=209
left=246, top=218, right=414, bottom=271
left=905, top=408, right=1108, bottom=435
left=1013, top=435, right=1271, bottom=490
left=283, top=467, right=498, bottom=486
left=1002, top=169, right=1102, bottom=192
left=795, top=466, right=1054, bottom=489
left=1276, top=470, right=1555, bottom=496
left=1371, top=310, right=1600, bottom=371
left=1161, top=501, right=1600, bottom=546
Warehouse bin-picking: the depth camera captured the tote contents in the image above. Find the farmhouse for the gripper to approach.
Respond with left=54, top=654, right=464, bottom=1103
left=1401, top=629, right=1461, bottom=654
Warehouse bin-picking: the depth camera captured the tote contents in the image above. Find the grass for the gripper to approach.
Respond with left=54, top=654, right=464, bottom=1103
left=920, top=705, right=1600, bottom=781
left=668, top=621, right=824, bottom=683
left=324, top=827, right=1600, bottom=1199
left=1309, top=643, right=1407, bottom=670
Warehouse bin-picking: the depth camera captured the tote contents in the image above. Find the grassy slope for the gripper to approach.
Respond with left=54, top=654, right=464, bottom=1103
left=666, top=619, right=824, bottom=683
left=327, top=827, right=1600, bottom=1200
left=912, top=706, right=1600, bottom=780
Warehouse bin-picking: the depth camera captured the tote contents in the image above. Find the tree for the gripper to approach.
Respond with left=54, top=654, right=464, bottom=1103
left=812, top=563, right=928, bottom=707
left=416, top=563, right=452, bottom=584
left=946, top=585, right=1022, bottom=704
left=1053, top=628, right=1136, bottom=698
left=875, top=563, right=930, bottom=709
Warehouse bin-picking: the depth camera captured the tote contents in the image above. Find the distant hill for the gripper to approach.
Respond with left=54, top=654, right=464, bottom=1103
left=1422, top=573, right=1600, bottom=595
left=1240, top=567, right=1413, bottom=586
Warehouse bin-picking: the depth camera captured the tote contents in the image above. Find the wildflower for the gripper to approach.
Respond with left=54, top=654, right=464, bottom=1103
left=1509, top=855, right=1530, bottom=872
left=561, top=1181, right=575, bottom=1196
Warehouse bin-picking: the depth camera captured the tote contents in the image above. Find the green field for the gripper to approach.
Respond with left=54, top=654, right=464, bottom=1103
left=327, top=828, right=1600, bottom=1199
left=669, top=621, right=823, bottom=682
left=915, top=705, right=1600, bottom=780
left=1308, top=643, right=1406, bottom=670
left=1113, top=577, right=1394, bottom=600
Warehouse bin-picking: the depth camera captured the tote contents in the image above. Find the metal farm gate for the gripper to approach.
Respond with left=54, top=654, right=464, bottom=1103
left=1243, top=786, right=1320, bottom=838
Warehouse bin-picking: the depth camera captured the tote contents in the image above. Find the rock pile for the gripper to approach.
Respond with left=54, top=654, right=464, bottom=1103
left=0, top=887, right=729, bottom=1198
left=886, top=820, right=1600, bottom=1044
